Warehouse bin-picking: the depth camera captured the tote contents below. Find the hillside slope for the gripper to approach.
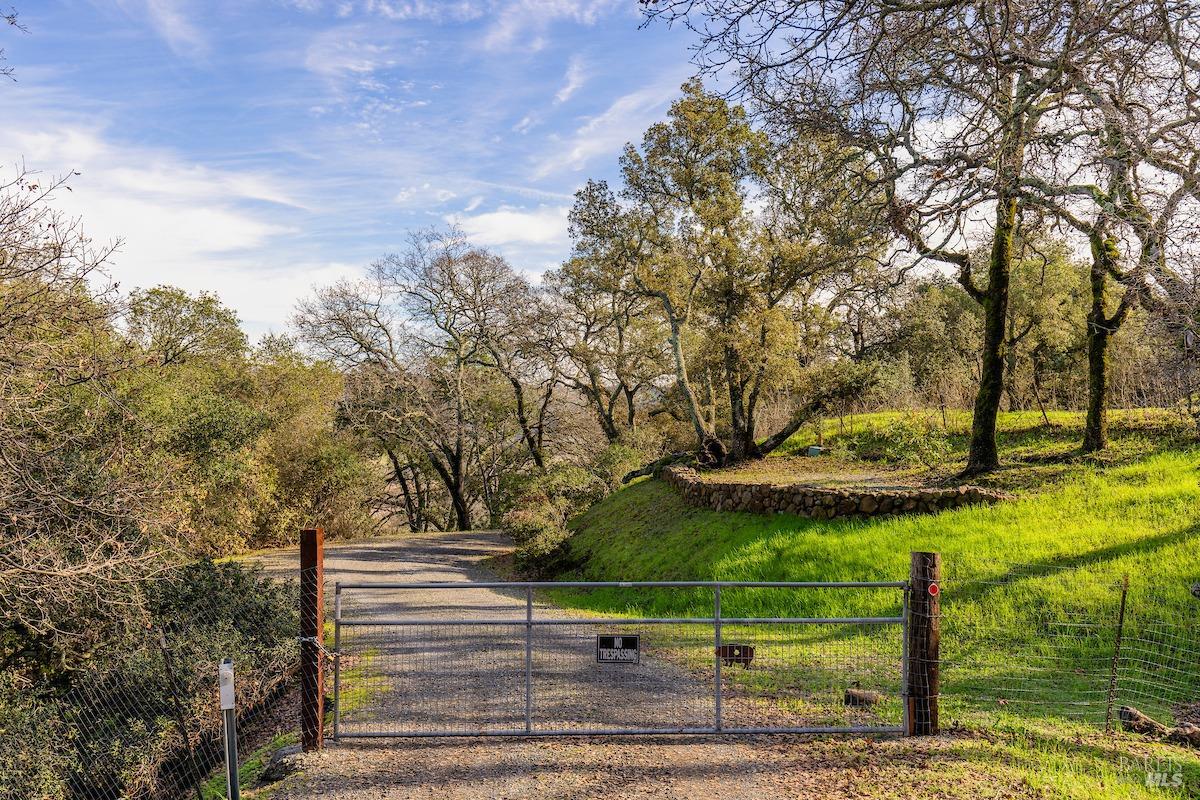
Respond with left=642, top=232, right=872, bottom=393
left=546, top=447, right=1200, bottom=798
left=559, top=449, right=1200, bottom=616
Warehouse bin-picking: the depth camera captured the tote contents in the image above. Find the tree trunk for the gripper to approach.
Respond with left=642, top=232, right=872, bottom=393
left=1083, top=320, right=1110, bottom=453
left=1083, top=240, right=1111, bottom=453
left=505, top=371, right=546, bottom=470
left=428, top=450, right=472, bottom=531
left=449, top=485, right=471, bottom=531
left=664, top=308, right=711, bottom=449
left=965, top=195, right=1016, bottom=474
left=725, top=345, right=757, bottom=462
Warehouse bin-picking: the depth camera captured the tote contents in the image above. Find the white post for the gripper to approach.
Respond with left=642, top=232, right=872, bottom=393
left=219, top=658, right=240, bottom=800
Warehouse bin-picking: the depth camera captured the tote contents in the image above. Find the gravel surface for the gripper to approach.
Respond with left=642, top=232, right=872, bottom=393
left=248, top=533, right=1029, bottom=799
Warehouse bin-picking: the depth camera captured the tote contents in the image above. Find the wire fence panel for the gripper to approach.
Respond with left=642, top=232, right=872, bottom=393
left=716, top=622, right=905, bottom=732
left=1119, top=607, right=1200, bottom=727
left=333, top=581, right=907, bottom=738
left=939, top=561, right=1200, bottom=733
left=1, top=559, right=304, bottom=800
left=9, top=552, right=1195, bottom=799
left=338, top=623, right=528, bottom=736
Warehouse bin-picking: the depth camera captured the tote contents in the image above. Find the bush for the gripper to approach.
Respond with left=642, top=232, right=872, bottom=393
left=834, top=418, right=952, bottom=466
left=0, top=674, right=70, bottom=800
left=3, top=559, right=298, bottom=800
left=592, top=430, right=666, bottom=490
left=503, top=464, right=609, bottom=575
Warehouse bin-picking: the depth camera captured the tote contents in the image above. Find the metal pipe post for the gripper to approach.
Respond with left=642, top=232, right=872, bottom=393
left=713, top=585, right=722, bottom=731
left=1104, top=575, right=1130, bottom=733
left=333, top=584, right=342, bottom=741
left=219, top=658, right=240, bottom=800
left=524, top=586, right=533, bottom=733
left=900, top=583, right=911, bottom=736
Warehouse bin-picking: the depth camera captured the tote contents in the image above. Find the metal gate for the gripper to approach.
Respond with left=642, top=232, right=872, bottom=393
left=332, top=580, right=910, bottom=738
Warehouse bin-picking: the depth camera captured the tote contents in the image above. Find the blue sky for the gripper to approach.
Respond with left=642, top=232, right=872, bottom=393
left=3, top=1, right=699, bottom=335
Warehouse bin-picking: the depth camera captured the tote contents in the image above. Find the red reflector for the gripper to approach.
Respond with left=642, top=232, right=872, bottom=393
left=928, top=583, right=940, bottom=596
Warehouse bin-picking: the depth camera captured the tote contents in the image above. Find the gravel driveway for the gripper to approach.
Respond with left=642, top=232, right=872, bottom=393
left=258, top=532, right=720, bottom=738
left=248, top=533, right=1018, bottom=799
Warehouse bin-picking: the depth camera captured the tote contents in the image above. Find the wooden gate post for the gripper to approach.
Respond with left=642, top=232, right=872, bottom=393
left=905, top=551, right=941, bottom=735
left=300, top=528, right=325, bottom=751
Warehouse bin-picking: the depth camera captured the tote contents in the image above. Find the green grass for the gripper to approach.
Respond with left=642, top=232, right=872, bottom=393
left=557, top=449, right=1198, bottom=614
left=768, top=408, right=1197, bottom=491
left=199, top=731, right=298, bottom=799
left=542, top=414, right=1200, bottom=799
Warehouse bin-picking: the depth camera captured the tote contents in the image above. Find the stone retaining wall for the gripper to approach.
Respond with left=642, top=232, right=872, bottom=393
left=661, top=465, right=1009, bottom=519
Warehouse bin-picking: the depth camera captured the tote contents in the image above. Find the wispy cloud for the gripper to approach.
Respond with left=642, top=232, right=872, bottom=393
left=121, top=0, right=209, bottom=58
left=362, top=0, right=485, bottom=21
left=21, top=0, right=688, bottom=327
left=533, top=75, right=685, bottom=178
left=0, top=110, right=344, bottom=334
left=513, top=114, right=539, bottom=134
left=554, top=56, right=586, bottom=104
left=304, top=26, right=403, bottom=78
left=483, top=0, right=621, bottom=52
left=395, top=182, right=458, bottom=206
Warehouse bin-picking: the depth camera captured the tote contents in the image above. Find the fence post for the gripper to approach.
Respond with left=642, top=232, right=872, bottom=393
left=713, top=585, right=723, bottom=732
left=905, top=551, right=941, bottom=736
left=300, top=527, right=325, bottom=752
left=1105, top=574, right=1130, bottom=734
left=219, top=658, right=240, bottom=800
left=524, top=586, right=533, bottom=734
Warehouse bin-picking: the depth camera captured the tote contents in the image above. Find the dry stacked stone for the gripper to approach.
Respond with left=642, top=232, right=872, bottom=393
left=660, top=465, right=1009, bottom=520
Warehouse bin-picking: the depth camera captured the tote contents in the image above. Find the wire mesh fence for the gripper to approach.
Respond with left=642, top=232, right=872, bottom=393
left=939, top=560, right=1200, bottom=734
left=0, top=558, right=304, bottom=800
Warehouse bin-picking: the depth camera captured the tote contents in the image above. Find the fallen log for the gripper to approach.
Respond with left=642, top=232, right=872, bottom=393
left=621, top=451, right=694, bottom=483
left=1119, top=706, right=1199, bottom=748
left=1120, top=706, right=1170, bottom=737
left=1167, top=722, right=1200, bottom=748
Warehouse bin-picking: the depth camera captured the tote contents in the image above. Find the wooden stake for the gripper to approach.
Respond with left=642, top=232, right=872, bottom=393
left=300, top=527, right=325, bottom=751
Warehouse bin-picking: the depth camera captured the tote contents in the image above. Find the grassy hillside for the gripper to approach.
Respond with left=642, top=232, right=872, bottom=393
left=543, top=413, right=1200, bottom=799
left=557, top=450, right=1199, bottom=618
left=768, top=408, right=1196, bottom=491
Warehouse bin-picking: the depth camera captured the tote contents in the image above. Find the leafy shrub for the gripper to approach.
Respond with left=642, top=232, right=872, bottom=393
left=833, top=418, right=952, bottom=466
left=4, top=559, right=298, bottom=800
left=503, top=464, right=608, bottom=575
left=592, top=430, right=666, bottom=490
left=0, top=674, right=70, bottom=800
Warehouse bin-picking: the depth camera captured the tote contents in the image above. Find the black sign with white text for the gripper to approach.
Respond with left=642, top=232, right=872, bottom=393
left=596, top=634, right=640, bottom=664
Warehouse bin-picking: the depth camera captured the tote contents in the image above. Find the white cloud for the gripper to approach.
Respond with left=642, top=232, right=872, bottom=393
left=279, top=0, right=485, bottom=19
left=533, top=76, right=683, bottom=178
left=483, top=0, right=621, bottom=52
left=119, top=0, right=209, bottom=58
left=362, top=0, right=485, bottom=21
left=305, top=28, right=400, bottom=78
left=394, top=182, right=458, bottom=206
left=448, top=204, right=569, bottom=248
left=554, top=56, right=586, bottom=104
left=513, top=114, right=539, bottom=134
left=446, top=204, right=572, bottom=272
left=0, top=113, right=339, bottom=336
